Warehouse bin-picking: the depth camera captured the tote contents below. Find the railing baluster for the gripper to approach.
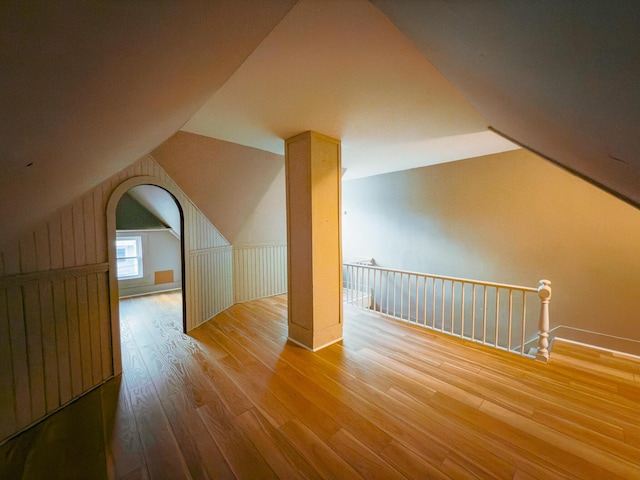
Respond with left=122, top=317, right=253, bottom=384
left=352, top=265, right=356, bottom=305
left=367, top=268, right=376, bottom=310
left=415, top=275, right=419, bottom=324
left=440, top=279, right=445, bottom=332
left=482, top=286, right=487, bottom=344
left=393, top=272, right=397, bottom=318
left=347, top=265, right=352, bottom=305
left=450, top=281, right=455, bottom=335
left=361, top=266, right=366, bottom=308
left=471, top=284, right=476, bottom=341
left=353, top=265, right=357, bottom=306
left=350, top=265, right=354, bottom=306
left=507, top=289, right=513, bottom=351
left=400, top=272, right=403, bottom=319
left=378, top=269, right=382, bottom=312
left=372, top=267, right=376, bottom=310
left=431, top=277, right=436, bottom=329
left=495, top=288, right=500, bottom=348
left=461, top=282, right=466, bottom=339
left=521, top=291, right=527, bottom=355
left=536, top=280, right=552, bottom=362
left=423, top=276, right=427, bottom=326
left=351, top=267, right=360, bottom=306
left=386, top=271, right=390, bottom=315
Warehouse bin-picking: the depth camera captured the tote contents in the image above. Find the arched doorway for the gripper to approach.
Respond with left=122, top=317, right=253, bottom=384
left=106, top=176, right=188, bottom=375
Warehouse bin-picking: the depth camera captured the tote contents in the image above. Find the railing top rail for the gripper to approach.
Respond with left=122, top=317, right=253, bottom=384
left=343, top=262, right=538, bottom=293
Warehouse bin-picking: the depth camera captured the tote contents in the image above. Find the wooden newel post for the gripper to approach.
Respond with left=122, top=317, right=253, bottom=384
left=536, top=279, right=552, bottom=362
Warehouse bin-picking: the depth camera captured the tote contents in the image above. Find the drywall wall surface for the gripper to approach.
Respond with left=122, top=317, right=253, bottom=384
left=117, top=230, right=181, bottom=297
left=342, top=149, right=640, bottom=345
left=234, top=165, right=287, bottom=246
left=152, top=132, right=285, bottom=244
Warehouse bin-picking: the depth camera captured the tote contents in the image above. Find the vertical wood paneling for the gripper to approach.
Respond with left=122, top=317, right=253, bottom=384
left=38, top=281, right=59, bottom=413
left=65, top=276, right=83, bottom=398
left=233, top=244, right=287, bottom=303
left=23, top=281, right=46, bottom=420
left=52, top=279, right=72, bottom=405
left=6, top=286, right=30, bottom=428
left=76, top=276, right=92, bottom=391
left=97, top=273, right=112, bottom=379
left=186, top=246, right=233, bottom=330
left=86, top=274, right=102, bottom=384
left=0, top=288, right=17, bottom=439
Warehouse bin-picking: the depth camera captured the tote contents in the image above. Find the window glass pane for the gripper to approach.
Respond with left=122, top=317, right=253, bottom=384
left=116, top=239, right=138, bottom=258
left=116, top=236, right=142, bottom=279
left=117, top=257, right=139, bottom=277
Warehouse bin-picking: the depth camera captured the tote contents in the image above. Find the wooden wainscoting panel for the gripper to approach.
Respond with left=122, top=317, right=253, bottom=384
left=0, top=288, right=17, bottom=439
left=38, top=280, right=59, bottom=413
left=87, top=273, right=103, bottom=385
left=97, top=273, right=112, bottom=379
left=52, top=278, right=72, bottom=405
left=22, top=281, right=46, bottom=420
left=5, top=285, right=30, bottom=430
left=64, top=276, right=83, bottom=399
left=233, top=244, right=287, bottom=303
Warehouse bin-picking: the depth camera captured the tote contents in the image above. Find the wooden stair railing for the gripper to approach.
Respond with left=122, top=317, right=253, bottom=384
left=343, top=261, right=552, bottom=361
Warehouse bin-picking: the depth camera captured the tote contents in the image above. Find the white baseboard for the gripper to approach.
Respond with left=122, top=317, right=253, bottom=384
left=119, top=283, right=182, bottom=298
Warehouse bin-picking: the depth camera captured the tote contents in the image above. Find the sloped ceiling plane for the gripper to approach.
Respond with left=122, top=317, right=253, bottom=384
left=2, top=0, right=639, bottom=253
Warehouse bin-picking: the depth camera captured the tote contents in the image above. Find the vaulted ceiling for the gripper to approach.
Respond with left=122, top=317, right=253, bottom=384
left=2, top=0, right=639, bottom=252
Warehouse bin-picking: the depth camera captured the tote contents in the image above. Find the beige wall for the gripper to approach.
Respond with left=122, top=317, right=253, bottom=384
left=152, top=132, right=286, bottom=245
left=234, top=165, right=287, bottom=246
left=342, top=149, right=640, bottom=352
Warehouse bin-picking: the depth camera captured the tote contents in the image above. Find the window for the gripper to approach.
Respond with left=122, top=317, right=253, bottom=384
left=116, top=236, right=143, bottom=279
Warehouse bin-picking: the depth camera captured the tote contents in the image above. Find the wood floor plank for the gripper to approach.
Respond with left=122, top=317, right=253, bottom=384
left=128, top=383, right=192, bottom=480
left=3, top=292, right=639, bottom=479
left=379, top=440, right=452, bottom=480
left=162, top=391, right=235, bottom=480
left=279, top=419, right=364, bottom=480
left=236, top=408, right=322, bottom=480
left=196, top=403, right=278, bottom=479
left=326, top=428, right=405, bottom=480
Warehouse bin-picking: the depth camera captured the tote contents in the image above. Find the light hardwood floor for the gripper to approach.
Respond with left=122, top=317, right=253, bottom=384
left=1, top=292, right=639, bottom=479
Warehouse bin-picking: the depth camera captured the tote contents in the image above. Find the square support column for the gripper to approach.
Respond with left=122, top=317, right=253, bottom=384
left=285, top=131, right=343, bottom=351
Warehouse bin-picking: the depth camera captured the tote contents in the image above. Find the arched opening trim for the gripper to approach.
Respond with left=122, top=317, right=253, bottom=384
left=106, top=175, right=189, bottom=376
